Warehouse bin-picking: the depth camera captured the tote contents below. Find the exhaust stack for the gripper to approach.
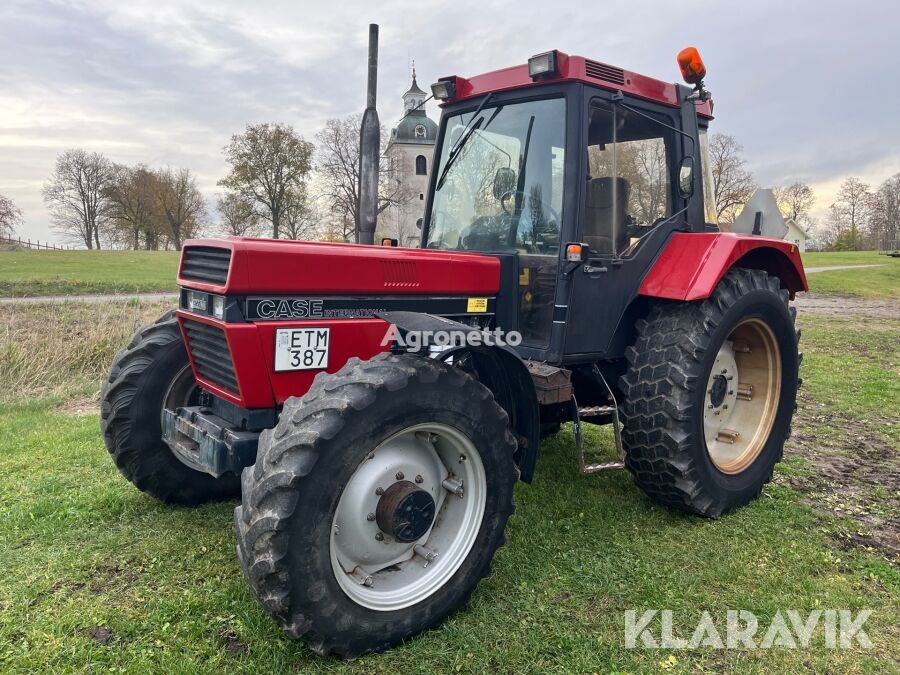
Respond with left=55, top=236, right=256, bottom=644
left=357, top=23, right=380, bottom=245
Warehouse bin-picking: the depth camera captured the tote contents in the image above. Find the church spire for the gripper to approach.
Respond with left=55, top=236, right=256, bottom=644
left=402, top=58, right=426, bottom=113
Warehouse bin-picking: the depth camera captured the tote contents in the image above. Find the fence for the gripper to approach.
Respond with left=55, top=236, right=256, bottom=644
left=0, top=236, right=75, bottom=250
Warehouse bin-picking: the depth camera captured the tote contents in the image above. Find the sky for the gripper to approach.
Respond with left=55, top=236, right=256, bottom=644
left=1, top=0, right=898, bottom=243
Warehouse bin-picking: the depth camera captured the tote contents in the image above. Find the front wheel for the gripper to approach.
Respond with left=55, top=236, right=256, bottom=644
left=619, top=268, right=800, bottom=517
left=100, top=311, right=241, bottom=504
left=235, top=353, right=518, bottom=657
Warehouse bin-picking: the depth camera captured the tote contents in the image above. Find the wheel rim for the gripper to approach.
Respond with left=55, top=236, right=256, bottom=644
left=161, top=364, right=199, bottom=427
left=330, top=423, right=487, bottom=611
left=703, top=318, right=782, bottom=474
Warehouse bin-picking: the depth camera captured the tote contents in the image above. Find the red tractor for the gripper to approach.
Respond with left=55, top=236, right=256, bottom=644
left=101, top=48, right=806, bottom=656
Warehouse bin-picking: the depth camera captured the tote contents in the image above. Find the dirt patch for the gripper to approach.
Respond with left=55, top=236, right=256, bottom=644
left=794, top=293, right=900, bottom=319
left=218, top=628, right=249, bottom=657
left=87, top=626, right=115, bottom=645
left=90, top=562, right=140, bottom=593
left=782, top=393, right=899, bottom=562
left=53, top=393, right=100, bottom=416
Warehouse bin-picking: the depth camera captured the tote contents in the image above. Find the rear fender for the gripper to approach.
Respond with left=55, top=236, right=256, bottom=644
left=639, top=232, right=808, bottom=301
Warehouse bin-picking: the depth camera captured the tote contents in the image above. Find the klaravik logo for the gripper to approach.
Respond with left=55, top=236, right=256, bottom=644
left=624, top=609, right=873, bottom=650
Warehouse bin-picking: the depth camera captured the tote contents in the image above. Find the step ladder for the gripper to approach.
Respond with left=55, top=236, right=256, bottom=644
left=572, top=366, right=625, bottom=474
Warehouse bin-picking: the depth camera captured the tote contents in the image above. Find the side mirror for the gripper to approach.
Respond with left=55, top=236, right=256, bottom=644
left=492, top=167, right=516, bottom=200
left=679, top=157, right=694, bottom=198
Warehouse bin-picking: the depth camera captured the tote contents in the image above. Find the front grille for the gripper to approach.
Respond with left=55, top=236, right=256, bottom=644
left=181, top=246, right=231, bottom=285
left=585, top=59, right=626, bottom=86
left=183, top=320, right=239, bottom=394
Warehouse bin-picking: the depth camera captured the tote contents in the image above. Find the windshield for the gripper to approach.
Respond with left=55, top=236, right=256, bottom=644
left=425, top=98, right=565, bottom=254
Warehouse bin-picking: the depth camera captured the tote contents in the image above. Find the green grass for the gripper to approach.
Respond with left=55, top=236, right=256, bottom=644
left=0, top=250, right=179, bottom=296
left=0, top=309, right=897, bottom=672
left=800, top=251, right=899, bottom=299
left=801, top=251, right=888, bottom=267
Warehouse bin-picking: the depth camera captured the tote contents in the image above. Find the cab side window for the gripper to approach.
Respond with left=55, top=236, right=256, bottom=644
left=584, top=103, right=673, bottom=256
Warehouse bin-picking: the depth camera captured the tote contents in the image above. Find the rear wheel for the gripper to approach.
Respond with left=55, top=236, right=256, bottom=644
left=235, top=353, right=518, bottom=657
left=100, top=311, right=241, bottom=505
left=619, top=268, right=799, bottom=517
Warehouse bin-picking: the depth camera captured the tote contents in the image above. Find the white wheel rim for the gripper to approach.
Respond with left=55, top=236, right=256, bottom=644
left=329, top=423, right=487, bottom=611
left=704, top=318, right=782, bottom=474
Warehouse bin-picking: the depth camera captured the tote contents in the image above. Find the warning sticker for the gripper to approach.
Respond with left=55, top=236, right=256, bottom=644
left=467, top=298, right=488, bottom=313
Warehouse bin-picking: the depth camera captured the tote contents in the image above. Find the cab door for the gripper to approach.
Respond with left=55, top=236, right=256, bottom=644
left=563, top=96, right=685, bottom=358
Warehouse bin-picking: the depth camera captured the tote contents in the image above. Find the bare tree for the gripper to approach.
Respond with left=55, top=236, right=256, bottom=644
left=709, top=134, right=757, bottom=223
left=219, top=123, right=313, bottom=238
left=870, top=173, right=900, bottom=250
left=106, top=164, right=160, bottom=249
left=42, top=149, right=114, bottom=248
left=0, top=193, right=22, bottom=238
left=217, top=191, right=261, bottom=237
left=154, top=167, right=205, bottom=249
left=773, top=181, right=815, bottom=222
left=316, top=114, right=410, bottom=243
left=831, top=177, right=873, bottom=249
left=281, top=187, right=318, bottom=240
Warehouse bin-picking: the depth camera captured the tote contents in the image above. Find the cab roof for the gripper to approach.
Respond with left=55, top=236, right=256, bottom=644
left=437, top=50, right=713, bottom=119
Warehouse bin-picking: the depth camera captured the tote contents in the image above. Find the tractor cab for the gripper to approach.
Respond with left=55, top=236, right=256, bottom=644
left=422, top=50, right=718, bottom=362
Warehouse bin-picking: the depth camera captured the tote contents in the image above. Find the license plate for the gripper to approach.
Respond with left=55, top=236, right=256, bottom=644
left=274, top=328, right=330, bottom=372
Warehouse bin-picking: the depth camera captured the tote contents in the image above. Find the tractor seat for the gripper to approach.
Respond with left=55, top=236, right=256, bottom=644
left=583, top=177, right=630, bottom=255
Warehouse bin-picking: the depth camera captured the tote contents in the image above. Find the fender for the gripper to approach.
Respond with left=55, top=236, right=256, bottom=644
left=375, top=311, right=541, bottom=483
left=639, top=232, right=808, bottom=301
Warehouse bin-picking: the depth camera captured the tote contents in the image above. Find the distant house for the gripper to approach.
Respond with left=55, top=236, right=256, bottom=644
left=784, top=218, right=809, bottom=252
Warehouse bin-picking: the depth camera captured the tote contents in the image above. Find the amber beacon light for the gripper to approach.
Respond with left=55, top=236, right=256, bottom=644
left=677, top=46, right=706, bottom=85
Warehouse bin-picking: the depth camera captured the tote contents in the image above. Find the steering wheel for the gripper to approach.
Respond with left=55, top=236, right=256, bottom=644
left=499, top=189, right=561, bottom=224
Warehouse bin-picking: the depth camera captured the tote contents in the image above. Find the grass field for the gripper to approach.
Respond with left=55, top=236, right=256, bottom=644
left=0, top=300, right=897, bottom=673
left=0, top=250, right=179, bottom=297
left=1, top=248, right=898, bottom=300
left=801, top=251, right=900, bottom=299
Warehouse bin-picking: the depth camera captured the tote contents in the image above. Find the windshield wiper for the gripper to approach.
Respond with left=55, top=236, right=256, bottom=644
left=435, top=93, right=498, bottom=191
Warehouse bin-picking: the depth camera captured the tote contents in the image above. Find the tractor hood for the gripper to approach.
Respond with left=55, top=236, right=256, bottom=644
left=177, top=237, right=501, bottom=296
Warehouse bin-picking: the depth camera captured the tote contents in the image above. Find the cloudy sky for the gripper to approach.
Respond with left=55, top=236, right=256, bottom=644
left=1, top=0, right=897, bottom=242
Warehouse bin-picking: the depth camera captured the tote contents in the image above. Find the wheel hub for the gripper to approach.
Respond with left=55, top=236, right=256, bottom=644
left=709, top=374, right=728, bottom=408
left=376, top=481, right=436, bottom=542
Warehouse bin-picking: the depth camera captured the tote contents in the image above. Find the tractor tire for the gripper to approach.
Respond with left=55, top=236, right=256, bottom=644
left=619, top=268, right=800, bottom=517
left=100, top=310, right=241, bottom=505
left=235, top=353, right=518, bottom=658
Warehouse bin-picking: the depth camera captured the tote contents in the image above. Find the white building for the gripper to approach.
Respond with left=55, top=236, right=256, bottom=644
left=381, top=70, right=438, bottom=246
left=784, top=217, right=809, bottom=252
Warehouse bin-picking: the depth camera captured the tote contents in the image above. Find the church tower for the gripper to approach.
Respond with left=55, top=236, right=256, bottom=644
left=382, top=64, right=438, bottom=246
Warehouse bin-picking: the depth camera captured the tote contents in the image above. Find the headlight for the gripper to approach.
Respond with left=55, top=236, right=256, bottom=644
left=431, top=79, right=456, bottom=100
left=212, top=295, right=225, bottom=320
left=528, top=50, right=558, bottom=79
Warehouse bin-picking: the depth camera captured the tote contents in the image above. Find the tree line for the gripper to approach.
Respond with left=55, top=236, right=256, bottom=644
left=709, top=134, right=900, bottom=251
left=1, top=126, right=897, bottom=252
left=0, top=116, right=410, bottom=250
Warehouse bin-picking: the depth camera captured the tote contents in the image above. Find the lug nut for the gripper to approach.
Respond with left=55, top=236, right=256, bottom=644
left=395, top=471, right=405, bottom=480
left=375, top=487, right=384, bottom=496
left=415, top=475, right=424, bottom=484
left=367, top=512, right=376, bottom=522
left=375, top=532, right=384, bottom=541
